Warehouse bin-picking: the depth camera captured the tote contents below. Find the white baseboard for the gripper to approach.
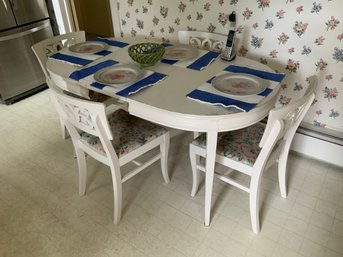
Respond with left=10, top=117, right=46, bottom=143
left=291, top=132, right=343, bottom=167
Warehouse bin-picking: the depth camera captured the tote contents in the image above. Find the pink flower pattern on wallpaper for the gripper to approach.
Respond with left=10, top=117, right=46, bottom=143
left=315, top=36, right=325, bottom=45
left=218, top=13, right=229, bottom=26
left=278, top=32, right=289, bottom=44
left=270, top=49, right=278, bottom=58
left=276, top=9, right=285, bottom=19
left=296, top=6, right=303, bottom=14
left=315, top=58, right=328, bottom=71
left=117, top=0, right=342, bottom=132
left=293, top=21, right=309, bottom=37
left=285, top=59, right=300, bottom=73
left=279, top=95, right=292, bottom=105
left=323, top=87, right=338, bottom=101
left=257, top=0, right=270, bottom=10
left=242, top=8, right=253, bottom=20
left=326, top=16, right=340, bottom=31
left=288, top=48, right=295, bottom=54
left=236, top=25, right=244, bottom=33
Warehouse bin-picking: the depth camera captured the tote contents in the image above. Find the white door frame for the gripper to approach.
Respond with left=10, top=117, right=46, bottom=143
left=52, top=0, right=121, bottom=36
left=68, top=0, right=80, bottom=31
left=108, top=0, right=121, bottom=37
left=52, top=0, right=76, bottom=34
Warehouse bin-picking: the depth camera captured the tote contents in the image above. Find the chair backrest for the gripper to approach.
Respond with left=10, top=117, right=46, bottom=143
left=49, top=85, right=113, bottom=146
left=178, top=30, right=226, bottom=51
left=257, top=75, right=317, bottom=161
left=31, top=31, right=86, bottom=79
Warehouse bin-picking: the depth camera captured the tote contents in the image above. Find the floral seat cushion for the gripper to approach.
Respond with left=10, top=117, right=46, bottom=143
left=192, top=123, right=265, bottom=167
left=80, top=109, right=167, bottom=158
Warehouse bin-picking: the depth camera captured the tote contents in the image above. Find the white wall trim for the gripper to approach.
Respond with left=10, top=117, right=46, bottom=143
left=51, top=0, right=65, bottom=34
left=109, top=0, right=122, bottom=37
left=53, top=0, right=76, bottom=34
left=291, top=132, right=343, bottom=167
left=68, top=0, right=79, bottom=31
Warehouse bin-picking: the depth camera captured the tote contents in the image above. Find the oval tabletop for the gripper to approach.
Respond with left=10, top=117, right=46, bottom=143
left=47, top=37, right=280, bottom=133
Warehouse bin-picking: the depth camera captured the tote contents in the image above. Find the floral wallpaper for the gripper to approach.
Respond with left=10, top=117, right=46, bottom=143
left=115, top=0, right=343, bottom=134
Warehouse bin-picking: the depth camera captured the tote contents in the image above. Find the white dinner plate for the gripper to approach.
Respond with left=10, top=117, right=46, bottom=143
left=163, top=45, right=198, bottom=61
left=212, top=73, right=266, bottom=97
left=69, top=41, right=108, bottom=54
left=94, top=65, right=144, bottom=86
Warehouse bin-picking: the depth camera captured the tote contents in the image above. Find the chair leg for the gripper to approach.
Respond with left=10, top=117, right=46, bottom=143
left=278, top=149, right=289, bottom=198
left=160, top=133, right=170, bottom=184
left=204, top=131, right=218, bottom=226
left=249, top=174, right=262, bottom=234
left=74, top=147, right=87, bottom=196
left=109, top=164, right=123, bottom=224
left=249, top=191, right=260, bottom=234
left=189, top=144, right=199, bottom=197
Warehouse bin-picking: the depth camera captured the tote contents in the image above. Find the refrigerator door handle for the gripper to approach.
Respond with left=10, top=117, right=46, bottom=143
left=0, top=22, right=49, bottom=42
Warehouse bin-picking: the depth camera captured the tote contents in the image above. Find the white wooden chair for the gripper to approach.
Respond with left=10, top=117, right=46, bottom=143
left=178, top=30, right=227, bottom=52
left=31, top=31, right=89, bottom=97
left=32, top=31, right=118, bottom=139
left=189, top=76, right=317, bottom=234
left=49, top=86, right=170, bottom=224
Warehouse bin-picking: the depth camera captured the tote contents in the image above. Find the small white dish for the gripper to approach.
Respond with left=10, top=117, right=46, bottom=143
left=94, top=64, right=144, bottom=86
left=212, top=73, right=266, bottom=97
left=163, top=45, right=198, bottom=61
left=69, top=41, right=108, bottom=54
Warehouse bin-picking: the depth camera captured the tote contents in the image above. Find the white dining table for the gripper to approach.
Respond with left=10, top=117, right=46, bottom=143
left=47, top=36, right=281, bottom=226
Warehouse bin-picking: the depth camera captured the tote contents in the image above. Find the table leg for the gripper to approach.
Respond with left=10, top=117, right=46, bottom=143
left=204, top=130, right=218, bottom=226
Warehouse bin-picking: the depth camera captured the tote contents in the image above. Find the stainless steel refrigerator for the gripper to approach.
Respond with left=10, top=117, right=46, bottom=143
left=0, top=0, right=54, bottom=104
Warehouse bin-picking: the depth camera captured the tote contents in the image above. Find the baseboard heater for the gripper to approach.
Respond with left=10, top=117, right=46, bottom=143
left=291, top=122, right=343, bottom=167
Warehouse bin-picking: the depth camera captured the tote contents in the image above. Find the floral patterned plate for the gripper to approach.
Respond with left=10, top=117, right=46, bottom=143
left=163, top=45, right=198, bottom=60
left=94, top=65, right=144, bottom=86
left=212, top=73, right=265, bottom=97
left=69, top=41, right=108, bottom=54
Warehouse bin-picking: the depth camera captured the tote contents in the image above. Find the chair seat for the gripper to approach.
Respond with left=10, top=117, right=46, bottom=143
left=192, top=123, right=265, bottom=167
left=80, top=110, right=167, bottom=157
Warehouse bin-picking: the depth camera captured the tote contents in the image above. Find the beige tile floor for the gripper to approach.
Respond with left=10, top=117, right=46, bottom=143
left=1, top=90, right=343, bottom=257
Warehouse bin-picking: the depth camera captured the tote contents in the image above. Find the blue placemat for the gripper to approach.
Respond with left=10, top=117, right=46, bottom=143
left=160, top=44, right=220, bottom=70
left=69, top=60, right=119, bottom=81
left=50, top=53, right=94, bottom=66
left=93, top=37, right=129, bottom=48
left=187, top=65, right=285, bottom=112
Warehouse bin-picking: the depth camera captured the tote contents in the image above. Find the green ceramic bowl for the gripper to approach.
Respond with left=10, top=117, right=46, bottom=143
left=128, top=43, right=165, bottom=67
